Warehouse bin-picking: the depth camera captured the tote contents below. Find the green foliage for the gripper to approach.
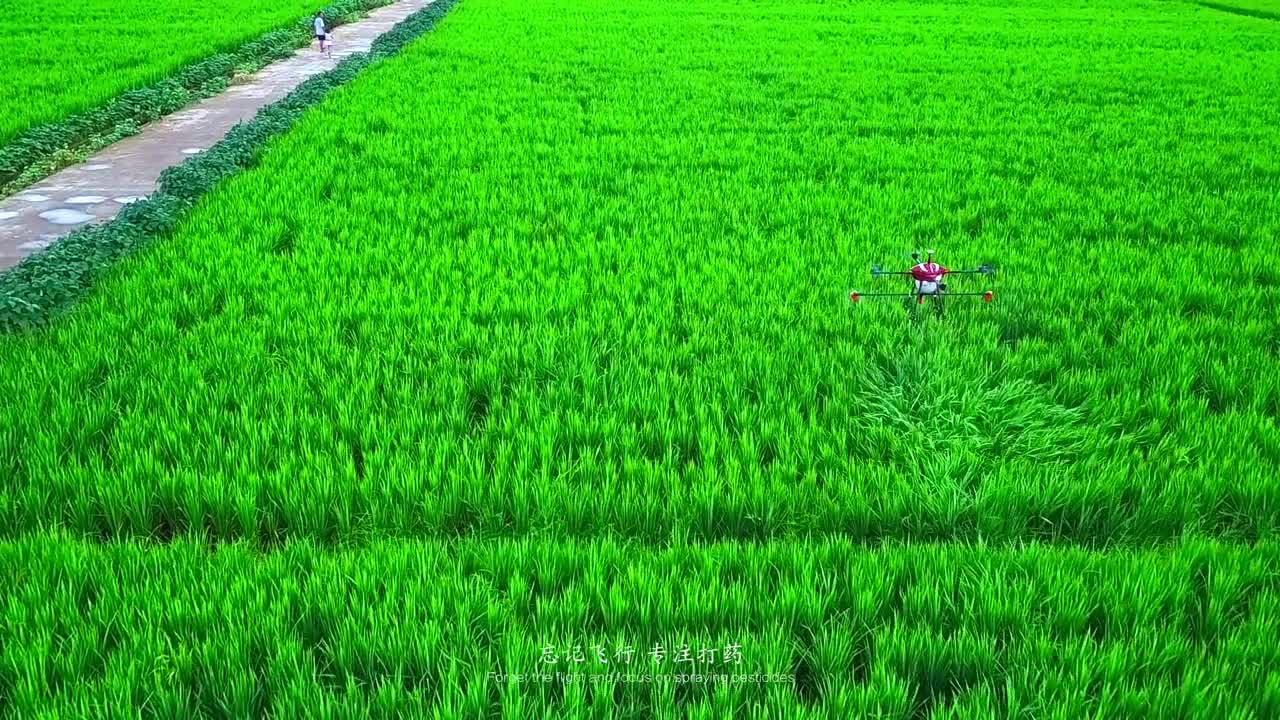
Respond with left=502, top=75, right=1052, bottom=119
left=1, top=536, right=1278, bottom=717
left=1, top=0, right=1279, bottom=714
left=2, top=0, right=1276, bottom=547
left=0, top=0, right=461, bottom=333
left=0, top=0, right=394, bottom=196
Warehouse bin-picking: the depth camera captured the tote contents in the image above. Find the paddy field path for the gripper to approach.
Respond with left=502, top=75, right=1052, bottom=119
left=0, top=0, right=432, bottom=271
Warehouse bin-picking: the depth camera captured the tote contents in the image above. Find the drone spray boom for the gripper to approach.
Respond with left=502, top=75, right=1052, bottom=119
left=849, top=291, right=994, bottom=302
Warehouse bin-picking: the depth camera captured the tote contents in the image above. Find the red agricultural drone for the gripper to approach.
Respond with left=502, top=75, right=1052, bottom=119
left=849, top=250, right=995, bottom=315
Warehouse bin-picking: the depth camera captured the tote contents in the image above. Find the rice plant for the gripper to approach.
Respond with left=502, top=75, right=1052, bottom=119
left=0, top=536, right=1277, bottom=717
left=2, top=0, right=1277, bottom=546
left=1, top=0, right=1279, bottom=713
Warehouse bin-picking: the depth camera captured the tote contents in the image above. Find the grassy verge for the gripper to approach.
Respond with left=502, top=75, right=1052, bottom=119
left=0, top=0, right=397, bottom=198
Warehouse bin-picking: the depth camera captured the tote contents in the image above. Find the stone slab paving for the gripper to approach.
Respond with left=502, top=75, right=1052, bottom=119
left=0, top=0, right=431, bottom=272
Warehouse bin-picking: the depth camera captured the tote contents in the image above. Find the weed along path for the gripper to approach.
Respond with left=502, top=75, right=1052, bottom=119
left=0, top=0, right=431, bottom=272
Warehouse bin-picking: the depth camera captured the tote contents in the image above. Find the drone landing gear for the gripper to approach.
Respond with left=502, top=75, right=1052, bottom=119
left=906, top=291, right=945, bottom=318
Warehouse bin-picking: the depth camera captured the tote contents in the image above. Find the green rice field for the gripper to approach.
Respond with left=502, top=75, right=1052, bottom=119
left=3, top=538, right=1277, bottom=717
left=1, top=0, right=1279, bottom=715
left=0, top=0, right=337, bottom=145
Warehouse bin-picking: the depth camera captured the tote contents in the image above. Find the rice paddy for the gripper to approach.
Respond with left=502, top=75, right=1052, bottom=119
left=1, top=0, right=1279, bottom=715
left=2, top=537, right=1278, bottom=717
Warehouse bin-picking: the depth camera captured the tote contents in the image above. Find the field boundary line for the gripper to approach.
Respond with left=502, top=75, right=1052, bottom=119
left=0, top=0, right=397, bottom=198
left=1, top=530, right=1276, bottom=558
left=1194, top=1, right=1280, bottom=22
left=0, top=0, right=461, bottom=332
left=0, top=525, right=1268, bottom=553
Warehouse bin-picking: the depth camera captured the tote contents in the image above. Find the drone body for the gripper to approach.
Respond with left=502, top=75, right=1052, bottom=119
left=849, top=250, right=995, bottom=312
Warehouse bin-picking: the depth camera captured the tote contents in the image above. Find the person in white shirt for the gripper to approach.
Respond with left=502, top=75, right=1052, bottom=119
left=313, top=13, right=327, bottom=54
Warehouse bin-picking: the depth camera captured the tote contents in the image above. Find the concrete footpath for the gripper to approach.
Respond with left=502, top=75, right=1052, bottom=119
left=0, top=0, right=431, bottom=272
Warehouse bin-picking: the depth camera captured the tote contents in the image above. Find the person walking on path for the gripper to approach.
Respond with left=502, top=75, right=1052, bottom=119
left=313, top=12, right=328, bottom=54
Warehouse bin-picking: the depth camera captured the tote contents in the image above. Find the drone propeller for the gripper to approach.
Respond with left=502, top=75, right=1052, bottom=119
left=871, top=263, right=997, bottom=277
